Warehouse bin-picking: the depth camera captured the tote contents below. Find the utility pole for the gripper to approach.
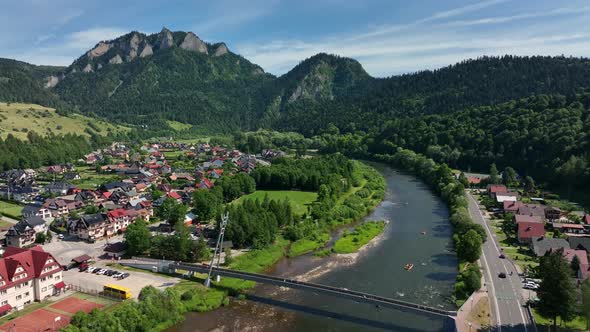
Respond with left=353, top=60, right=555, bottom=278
left=204, top=212, right=229, bottom=287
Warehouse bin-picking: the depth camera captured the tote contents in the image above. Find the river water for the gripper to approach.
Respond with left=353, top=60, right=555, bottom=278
left=168, top=163, right=458, bottom=331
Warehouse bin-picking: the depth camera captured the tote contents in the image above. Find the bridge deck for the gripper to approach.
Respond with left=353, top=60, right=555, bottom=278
left=170, top=263, right=457, bottom=319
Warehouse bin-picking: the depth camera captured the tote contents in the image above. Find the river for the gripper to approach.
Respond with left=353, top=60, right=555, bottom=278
left=168, top=163, right=458, bottom=331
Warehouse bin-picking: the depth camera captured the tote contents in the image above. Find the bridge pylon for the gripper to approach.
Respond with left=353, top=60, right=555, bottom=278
left=204, top=211, right=229, bottom=287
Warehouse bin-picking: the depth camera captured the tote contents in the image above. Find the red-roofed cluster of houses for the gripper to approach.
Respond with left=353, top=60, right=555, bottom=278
left=487, top=184, right=590, bottom=280
left=0, top=246, right=64, bottom=315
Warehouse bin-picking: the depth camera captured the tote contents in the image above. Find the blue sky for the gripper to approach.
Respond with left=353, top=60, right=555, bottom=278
left=2, top=0, right=590, bottom=77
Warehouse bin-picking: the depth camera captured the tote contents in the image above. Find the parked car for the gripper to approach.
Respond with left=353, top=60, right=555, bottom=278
left=79, top=263, right=89, bottom=272
left=498, top=272, right=507, bottom=278
left=112, top=272, right=124, bottom=279
left=57, top=234, right=64, bottom=240
left=97, top=269, right=108, bottom=275
left=118, top=273, right=130, bottom=280
left=87, top=266, right=97, bottom=273
left=523, top=282, right=539, bottom=290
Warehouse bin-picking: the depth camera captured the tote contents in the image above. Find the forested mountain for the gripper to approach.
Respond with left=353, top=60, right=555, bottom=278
left=2, top=28, right=590, bottom=188
left=0, top=58, right=65, bottom=107
left=277, top=56, right=590, bottom=135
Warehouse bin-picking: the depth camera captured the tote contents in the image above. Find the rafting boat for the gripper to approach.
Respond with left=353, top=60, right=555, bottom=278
left=403, top=263, right=414, bottom=271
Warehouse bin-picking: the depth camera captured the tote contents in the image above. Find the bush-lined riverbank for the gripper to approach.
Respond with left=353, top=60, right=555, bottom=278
left=333, top=221, right=386, bottom=254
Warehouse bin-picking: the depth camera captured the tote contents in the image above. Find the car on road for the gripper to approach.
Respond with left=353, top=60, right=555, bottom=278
left=498, top=272, right=507, bottom=278
left=57, top=234, right=64, bottom=239
left=499, top=253, right=506, bottom=259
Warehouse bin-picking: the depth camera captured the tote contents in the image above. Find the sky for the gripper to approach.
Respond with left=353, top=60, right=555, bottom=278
left=2, top=0, right=590, bottom=77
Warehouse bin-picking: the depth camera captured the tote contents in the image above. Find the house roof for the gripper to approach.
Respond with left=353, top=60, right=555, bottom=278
left=71, top=254, right=91, bottom=264
left=517, top=204, right=546, bottom=218
left=517, top=220, right=545, bottom=240
left=561, top=248, right=589, bottom=266
left=487, top=184, right=507, bottom=193
left=503, top=201, right=523, bottom=212
left=81, top=213, right=107, bottom=226
left=167, top=191, right=182, bottom=200
left=531, top=236, right=569, bottom=256
left=515, top=215, right=543, bottom=223
left=584, top=214, right=590, bottom=225
left=0, top=246, right=61, bottom=290
left=553, top=223, right=585, bottom=230
left=569, top=236, right=590, bottom=252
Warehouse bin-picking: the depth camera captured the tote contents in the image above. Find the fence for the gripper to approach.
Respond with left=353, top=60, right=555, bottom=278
left=66, top=284, right=124, bottom=302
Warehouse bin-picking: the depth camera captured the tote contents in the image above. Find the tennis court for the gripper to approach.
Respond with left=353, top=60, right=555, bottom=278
left=0, top=308, right=70, bottom=332
left=50, top=296, right=104, bottom=314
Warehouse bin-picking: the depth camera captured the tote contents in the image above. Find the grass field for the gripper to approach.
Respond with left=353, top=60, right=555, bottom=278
left=71, top=165, right=120, bottom=190
left=0, top=102, right=128, bottom=139
left=234, top=190, right=317, bottom=215
left=333, top=221, right=386, bottom=254
left=166, top=120, right=193, bottom=131
left=533, top=308, right=588, bottom=332
left=0, top=200, right=23, bottom=219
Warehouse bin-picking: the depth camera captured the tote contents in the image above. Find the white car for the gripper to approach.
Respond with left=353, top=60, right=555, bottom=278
left=87, top=267, right=97, bottom=273
left=112, top=272, right=124, bottom=279
left=523, top=282, right=539, bottom=290
left=58, top=234, right=64, bottom=239
left=97, top=269, right=108, bottom=275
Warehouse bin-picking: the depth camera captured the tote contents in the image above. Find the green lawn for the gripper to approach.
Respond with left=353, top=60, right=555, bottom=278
left=166, top=120, right=193, bottom=131
left=234, top=190, right=317, bottom=215
left=0, top=200, right=23, bottom=219
left=333, top=221, right=386, bottom=254
left=532, top=308, right=588, bottom=332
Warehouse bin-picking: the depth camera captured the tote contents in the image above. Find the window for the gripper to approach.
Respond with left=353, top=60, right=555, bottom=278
left=16, top=295, right=21, bottom=300
left=23, top=281, right=28, bottom=286
left=41, top=287, right=47, bottom=292
left=24, top=292, right=29, bottom=297
left=1, top=301, right=7, bottom=306
left=0, top=290, right=6, bottom=295
left=54, top=275, right=60, bottom=280
left=15, top=284, right=21, bottom=289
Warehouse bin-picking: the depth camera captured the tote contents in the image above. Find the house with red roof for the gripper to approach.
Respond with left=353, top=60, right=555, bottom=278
left=487, top=184, right=507, bottom=198
left=0, top=246, right=63, bottom=312
left=167, top=191, right=182, bottom=202
left=196, top=178, right=213, bottom=190
left=503, top=201, right=523, bottom=214
left=559, top=248, right=590, bottom=280
left=515, top=215, right=545, bottom=244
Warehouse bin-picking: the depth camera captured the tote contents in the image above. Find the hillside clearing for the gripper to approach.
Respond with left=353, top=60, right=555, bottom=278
left=0, top=102, right=128, bottom=139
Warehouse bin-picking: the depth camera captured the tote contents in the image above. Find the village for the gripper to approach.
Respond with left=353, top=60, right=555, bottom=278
left=0, top=140, right=286, bottom=318
left=467, top=174, right=590, bottom=293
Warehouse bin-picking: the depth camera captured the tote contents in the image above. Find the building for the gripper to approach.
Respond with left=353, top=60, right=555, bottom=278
left=503, top=201, right=523, bottom=214
left=21, top=204, right=52, bottom=221
left=552, top=223, right=586, bottom=235
left=45, top=182, right=74, bottom=196
left=70, top=214, right=112, bottom=241
left=104, top=242, right=126, bottom=259
left=569, top=236, right=590, bottom=252
left=496, top=192, right=518, bottom=203
left=5, top=217, right=47, bottom=248
left=559, top=248, right=589, bottom=280
left=544, top=207, right=563, bottom=221
left=530, top=236, right=569, bottom=257
left=487, top=184, right=507, bottom=198
left=515, top=215, right=545, bottom=244
left=0, top=246, right=64, bottom=313
left=516, top=204, right=546, bottom=221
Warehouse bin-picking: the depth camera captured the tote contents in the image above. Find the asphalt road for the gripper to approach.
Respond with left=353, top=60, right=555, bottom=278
left=466, top=191, right=534, bottom=332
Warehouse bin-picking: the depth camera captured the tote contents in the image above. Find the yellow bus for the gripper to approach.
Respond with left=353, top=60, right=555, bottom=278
left=103, top=284, right=132, bottom=299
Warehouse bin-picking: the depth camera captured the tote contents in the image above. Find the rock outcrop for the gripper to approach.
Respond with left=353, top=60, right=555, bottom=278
left=139, top=43, right=153, bottom=58
left=109, top=54, right=123, bottom=64
left=97, top=63, right=103, bottom=70
left=180, top=32, right=208, bottom=54
left=87, top=42, right=112, bottom=58
left=126, top=33, right=141, bottom=61
left=83, top=64, right=93, bottom=73
left=44, top=75, right=60, bottom=88
left=213, top=43, right=228, bottom=56
left=157, top=27, right=174, bottom=49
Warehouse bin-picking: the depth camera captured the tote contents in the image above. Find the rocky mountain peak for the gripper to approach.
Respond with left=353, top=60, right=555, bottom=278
left=87, top=41, right=112, bottom=58
left=213, top=43, right=228, bottom=57
left=157, top=27, right=174, bottom=49
left=180, top=32, right=208, bottom=54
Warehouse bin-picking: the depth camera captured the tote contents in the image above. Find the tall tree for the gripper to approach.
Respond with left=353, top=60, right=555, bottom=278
left=456, top=229, right=482, bottom=263
left=523, top=175, right=535, bottom=193
left=489, top=163, right=500, bottom=184
left=502, top=166, right=518, bottom=186
left=537, top=250, right=577, bottom=331
left=124, top=219, right=151, bottom=256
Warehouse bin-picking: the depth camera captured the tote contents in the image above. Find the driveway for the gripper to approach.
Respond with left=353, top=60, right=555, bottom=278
left=466, top=191, right=535, bottom=332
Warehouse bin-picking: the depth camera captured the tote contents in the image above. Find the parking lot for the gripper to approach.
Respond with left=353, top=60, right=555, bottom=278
left=62, top=262, right=180, bottom=299
left=43, top=233, right=125, bottom=266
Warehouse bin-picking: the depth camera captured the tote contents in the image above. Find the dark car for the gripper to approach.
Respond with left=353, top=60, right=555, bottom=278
left=118, top=273, right=130, bottom=280
left=498, top=272, right=507, bottom=278
left=499, top=253, right=506, bottom=259
left=79, top=263, right=89, bottom=272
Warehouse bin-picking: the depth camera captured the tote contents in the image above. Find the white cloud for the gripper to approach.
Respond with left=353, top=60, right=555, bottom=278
left=65, top=27, right=129, bottom=49
left=443, top=6, right=590, bottom=27
left=236, top=2, right=590, bottom=77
